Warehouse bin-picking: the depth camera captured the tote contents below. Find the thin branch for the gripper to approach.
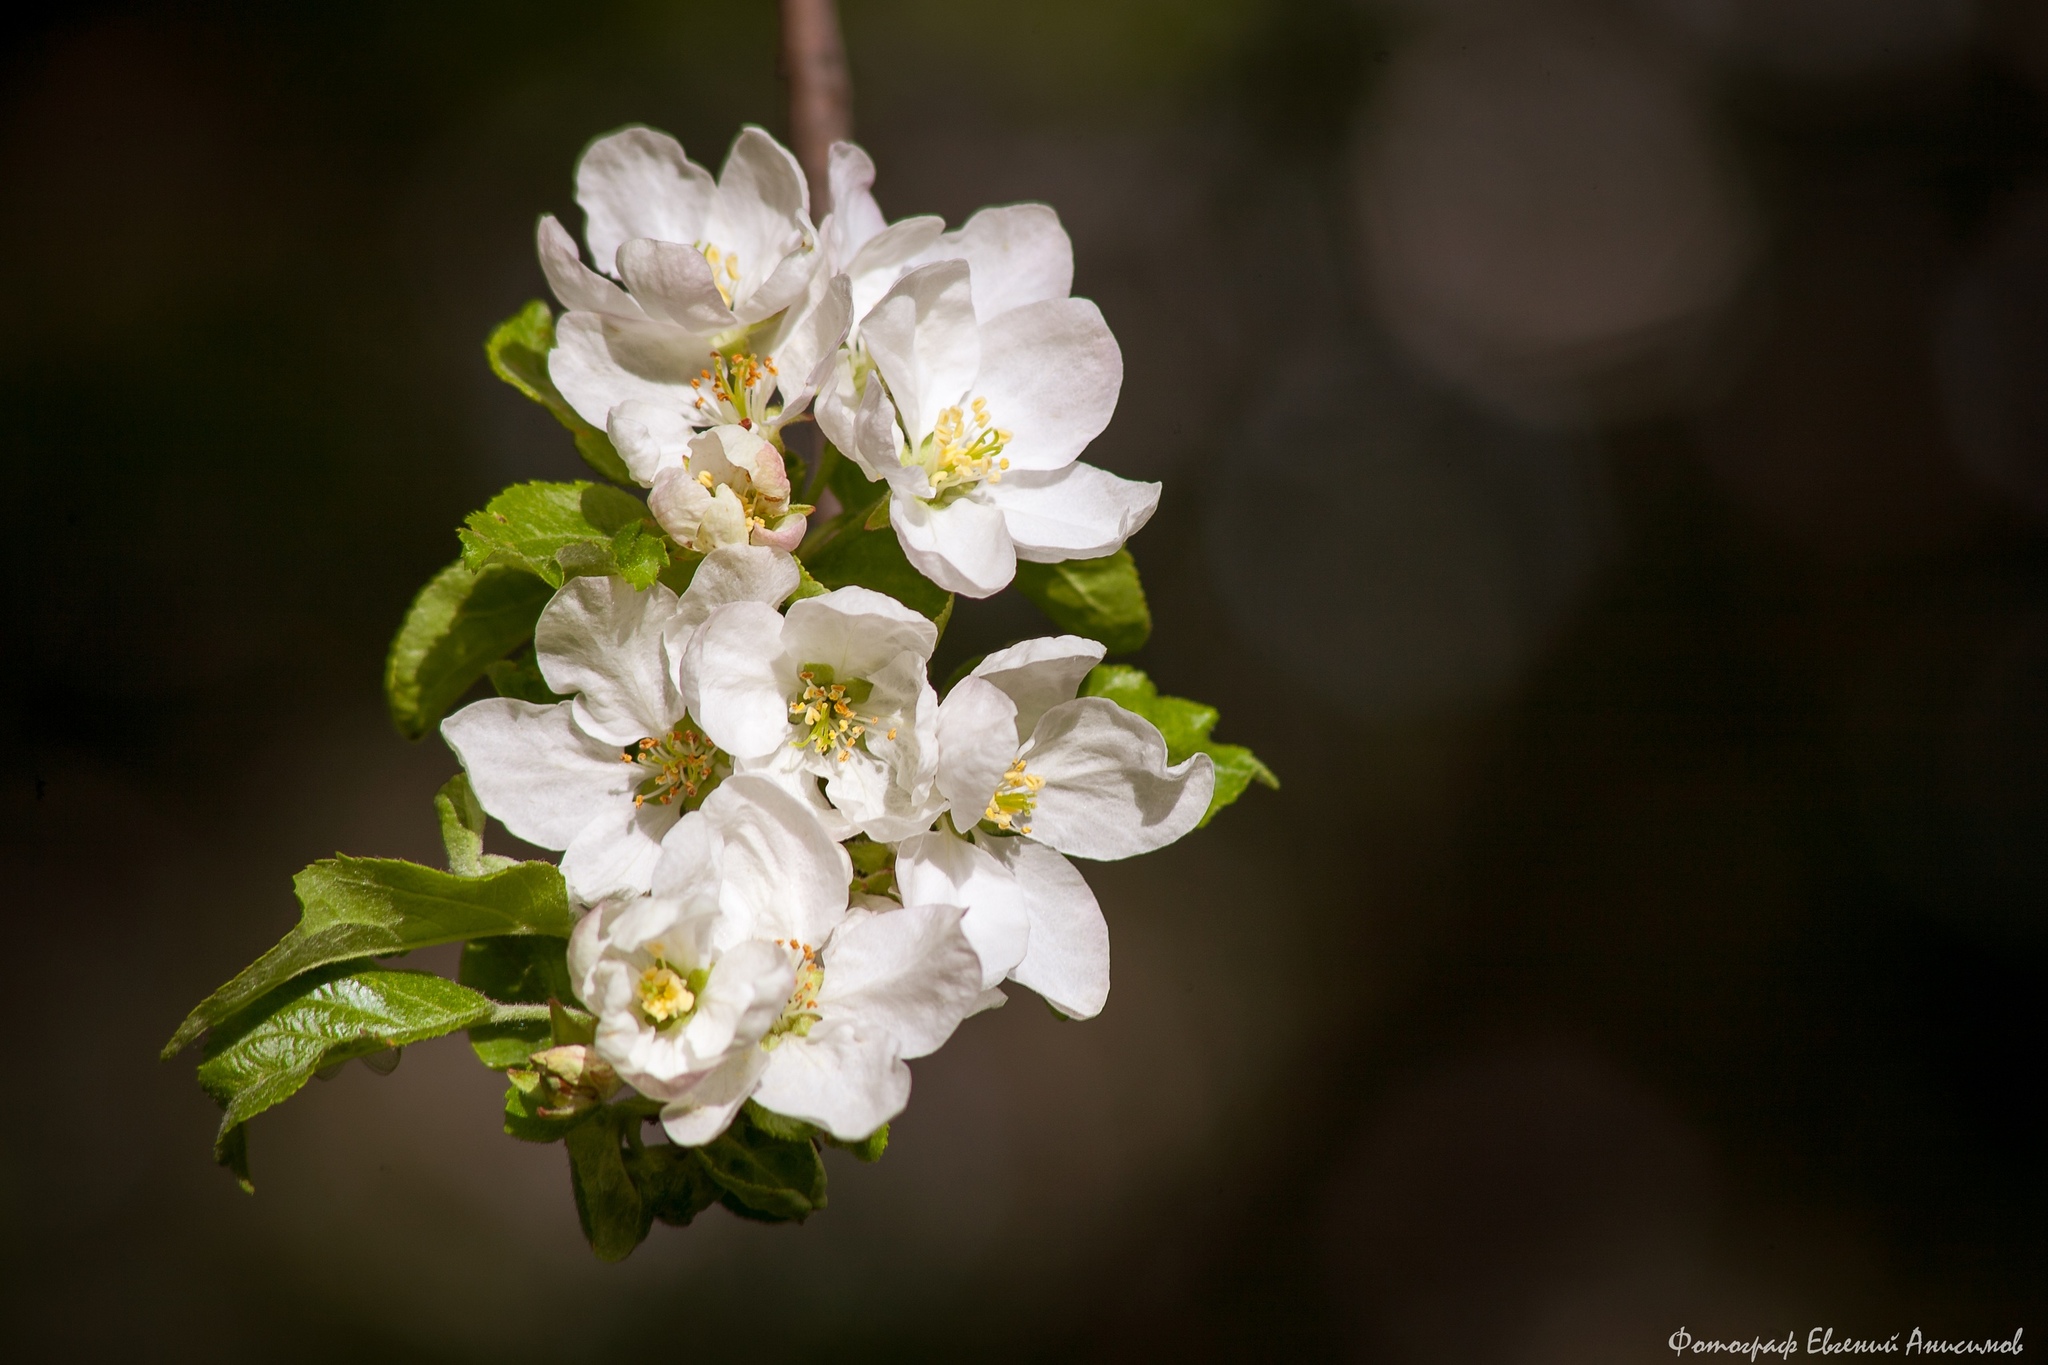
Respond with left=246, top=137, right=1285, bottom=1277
left=780, top=0, right=852, bottom=213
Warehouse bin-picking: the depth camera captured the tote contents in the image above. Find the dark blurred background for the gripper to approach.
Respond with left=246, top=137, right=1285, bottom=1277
left=3, top=0, right=2043, bottom=1358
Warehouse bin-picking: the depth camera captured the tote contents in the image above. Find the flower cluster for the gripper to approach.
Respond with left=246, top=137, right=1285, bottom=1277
left=448, top=126, right=1214, bottom=1145
left=169, top=124, right=1271, bottom=1257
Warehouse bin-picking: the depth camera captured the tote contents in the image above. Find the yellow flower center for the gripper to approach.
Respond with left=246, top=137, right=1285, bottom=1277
left=983, top=757, right=1044, bottom=835
left=690, top=348, right=781, bottom=431
left=764, top=940, right=824, bottom=1048
left=699, top=243, right=742, bottom=306
left=917, top=397, right=1011, bottom=500
left=623, top=721, right=726, bottom=809
left=637, top=963, right=695, bottom=1026
left=788, top=665, right=890, bottom=764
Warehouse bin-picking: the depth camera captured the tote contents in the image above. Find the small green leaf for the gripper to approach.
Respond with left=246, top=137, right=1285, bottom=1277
left=164, top=856, right=572, bottom=1059
left=698, top=1108, right=828, bottom=1222
left=1015, top=549, right=1152, bottom=655
left=825, top=1124, right=889, bottom=1163
left=626, top=1144, right=719, bottom=1228
left=384, top=560, right=554, bottom=740
left=460, top=936, right=573, bottom=1068
left=457, top=481, right=664, bottom=589
left=566, top=1113, right=650, bottom=1261
left=484, top=647, right=565, bottom=705
left=1079, top=665, right=1278, bottom=826
left=485, top=300, right=634, bottom=484
left=741, top=1099, right=819, bottom=1144
left=200, top=966, right=495, bottom=1186
left=434, top=773, right=517, bottom=878
left=787, top=557, right=829, bottom=604
left=503, top=1069, right=602, bottom=1142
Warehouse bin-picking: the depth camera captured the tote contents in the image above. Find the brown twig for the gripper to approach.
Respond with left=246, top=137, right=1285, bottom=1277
left=779, top=0, right=852, bottom=214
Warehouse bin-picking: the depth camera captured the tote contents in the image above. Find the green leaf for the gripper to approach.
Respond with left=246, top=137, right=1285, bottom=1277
left=485, top=300, right=634, bottom=484
left=503, top=1069, right=602, bottom=1143
left=625, top=1144, right=719, bottom=1228
left=566, top=1113, right=650, bottom=1261
left=434, top=773, right=517, bottom=878
left=825, top=1123, right=889, bottom=1163
left=803, top=522, right=953, bottom=632
left=199, top=966, right=494, bottom=1187
left=457, top=481, right=665, bottom=589
left=484, top=647, right=565, bottom=705
left=163, top=856, right=572, bottom=1059
left=384, top=559, right=554, bottom=740
left=1079, top=665, right=1279, bottom=826
left=698, top=1108, right=828, bottom=1222
left=460, top=936, right=573, bottom=1069
left=787, top=556, right=829, bottom=604
left=740, top=1099, right=819, bottom=1144
left=1014, top=549, right=1152, bottom=654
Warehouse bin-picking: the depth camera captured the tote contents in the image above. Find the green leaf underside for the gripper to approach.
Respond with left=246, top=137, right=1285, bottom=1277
left=384, top=560, right=554, bottom=740
left=567, top=1116, right=647, bottom=1262
left=200, top=966, right=494, bottom=1185
left=484, top=648, right=566, bottom=705
left=802, top=519, right=953, bottom=630
left=463, top=936, right=573, bottom=1069
left=1080, top=665, right=1279, bottom=826
left=1014, top=549, right=1152, bottom=655
left=826, top=1124, right=890, bottom=1162
left=434, top=773, right=517, bottom=878
left=458, top=481, right=665, bottom=589
left=695, top=1107, right=828, bottom=1222
left=485, top=301, right=634, bottom=484
left=562, top=1104, right=828, bottom=1260
left=163, top=856, right=571, bottom=1059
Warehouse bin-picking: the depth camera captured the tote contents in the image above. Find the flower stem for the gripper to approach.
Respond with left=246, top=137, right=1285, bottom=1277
left=779, top=0, right=851, bottom=212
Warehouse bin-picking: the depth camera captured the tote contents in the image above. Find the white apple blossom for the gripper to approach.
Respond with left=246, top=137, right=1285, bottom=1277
left=537, top=125, right=852, bottom=452
left=837, top=260, right=1158, bottom=597
left=575, top=775, right=985, bottom=1145
left=934, top=635, right=1214, bottom=859
left=611, top=418, right=810, bottom=553
left=440, top=547, right=798, bottom=906
left=680, top=585, right=943, bottom=842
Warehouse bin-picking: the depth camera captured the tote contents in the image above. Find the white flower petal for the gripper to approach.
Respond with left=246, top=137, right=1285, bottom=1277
left=768, top=272, right=852, bottom=415
left=707, top=127, right=815, bottom=322
left=972, top=297, right=1121, bottom=472
left=1020, top=698, right=1216, bottom=860
left=561, top=799, right=677, bottom=904
left=576, top=126, right=715, bottom=278
left=824, top=141, right=886, bottom=262
left=895, top=831, right=1030, bottom=990
left=606, top=399, right=694, bottom=485
left=660, top=1047, right=770, bottom=1146
left=537, top=215, right=644, bottom=319
left=891, top=494, right=1015, bottom=598
left=753, top=1016, right=909, bottom=1141
left=934, top=676, right=1020, bottom=824
left=782, top=586, right=938, bottom=678
left=976, top=836, right=1108, bottom=1019
left=818, top=904, right=986, bottom=1057
left=969, top=636, right=1105, bottom=736
left=846, top=215, right=946, bottom=324
left=680, top=936, right=794, bottom=1062
left=996, top=461, right=1160, bottom=563
left=672, top=545, right=801, bottom=630
left=441, top=699, right=629, bottom=849
left=549, top=311, right=713, bottom=429
left=680, top=600, right=793, bottom=758
left=535, top=575, right=683, bottom=745
left=616, top=238, right=739, bottom=335
left=695, top=774, right=850, bottom=946
left=862, top=259, right=979, bottom=443
left=933, top=203, right=1073, bottom=323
